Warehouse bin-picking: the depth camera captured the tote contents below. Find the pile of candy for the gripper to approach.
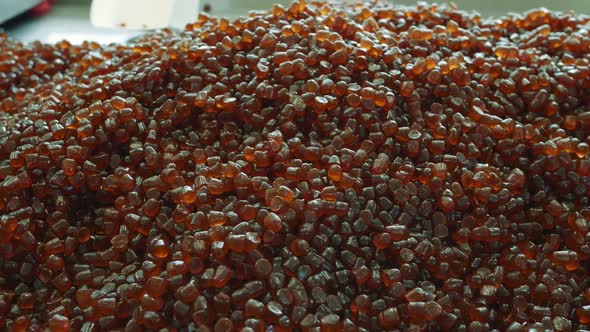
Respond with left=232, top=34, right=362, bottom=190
left=1, top=1, right=590, bottom=330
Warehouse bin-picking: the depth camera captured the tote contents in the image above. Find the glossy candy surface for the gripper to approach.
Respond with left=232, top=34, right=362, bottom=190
left=1, top=1, right=590, bottom=331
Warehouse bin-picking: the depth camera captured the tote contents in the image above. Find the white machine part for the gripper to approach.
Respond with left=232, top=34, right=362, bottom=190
left=0, top=0, right=42, bottom=24
left=90, top=0, right=200, bottom=29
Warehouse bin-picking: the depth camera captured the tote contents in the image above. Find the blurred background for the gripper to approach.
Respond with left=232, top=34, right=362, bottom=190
left=2, top=0, right=590, bottom=44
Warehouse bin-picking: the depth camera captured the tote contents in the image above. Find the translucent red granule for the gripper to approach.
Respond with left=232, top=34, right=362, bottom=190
left=1, top=1, right=590, bottom=331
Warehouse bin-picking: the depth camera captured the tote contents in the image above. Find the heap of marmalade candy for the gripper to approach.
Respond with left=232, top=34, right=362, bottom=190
left=1, top=0, right=590, bottom=331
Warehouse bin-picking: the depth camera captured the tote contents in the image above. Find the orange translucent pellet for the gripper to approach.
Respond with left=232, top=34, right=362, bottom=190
left=149, top=238, right=170, bottom=259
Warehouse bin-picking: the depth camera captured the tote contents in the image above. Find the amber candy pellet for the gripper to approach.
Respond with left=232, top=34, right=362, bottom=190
left=328, top=164, right=343, bottom=182
left=60, top=158, right=77, bottom=176
left=263, top=212, right=283, bottom=232
left=149, top=238, right=170, bottom=259
left=400, top=81, right=415, bottom=97
left=17, top=293, right=35, bottom=310
left=577, top=306, right=590, bottom=323
left=254, top=258, right=272, bottom=279
left=208, top=178, right=225, bottom=195
left=289, top=239, right=310, bottom=256
left=48, top=315, right=70, bottom=332
left=180, top=186, right=197, bottom=204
